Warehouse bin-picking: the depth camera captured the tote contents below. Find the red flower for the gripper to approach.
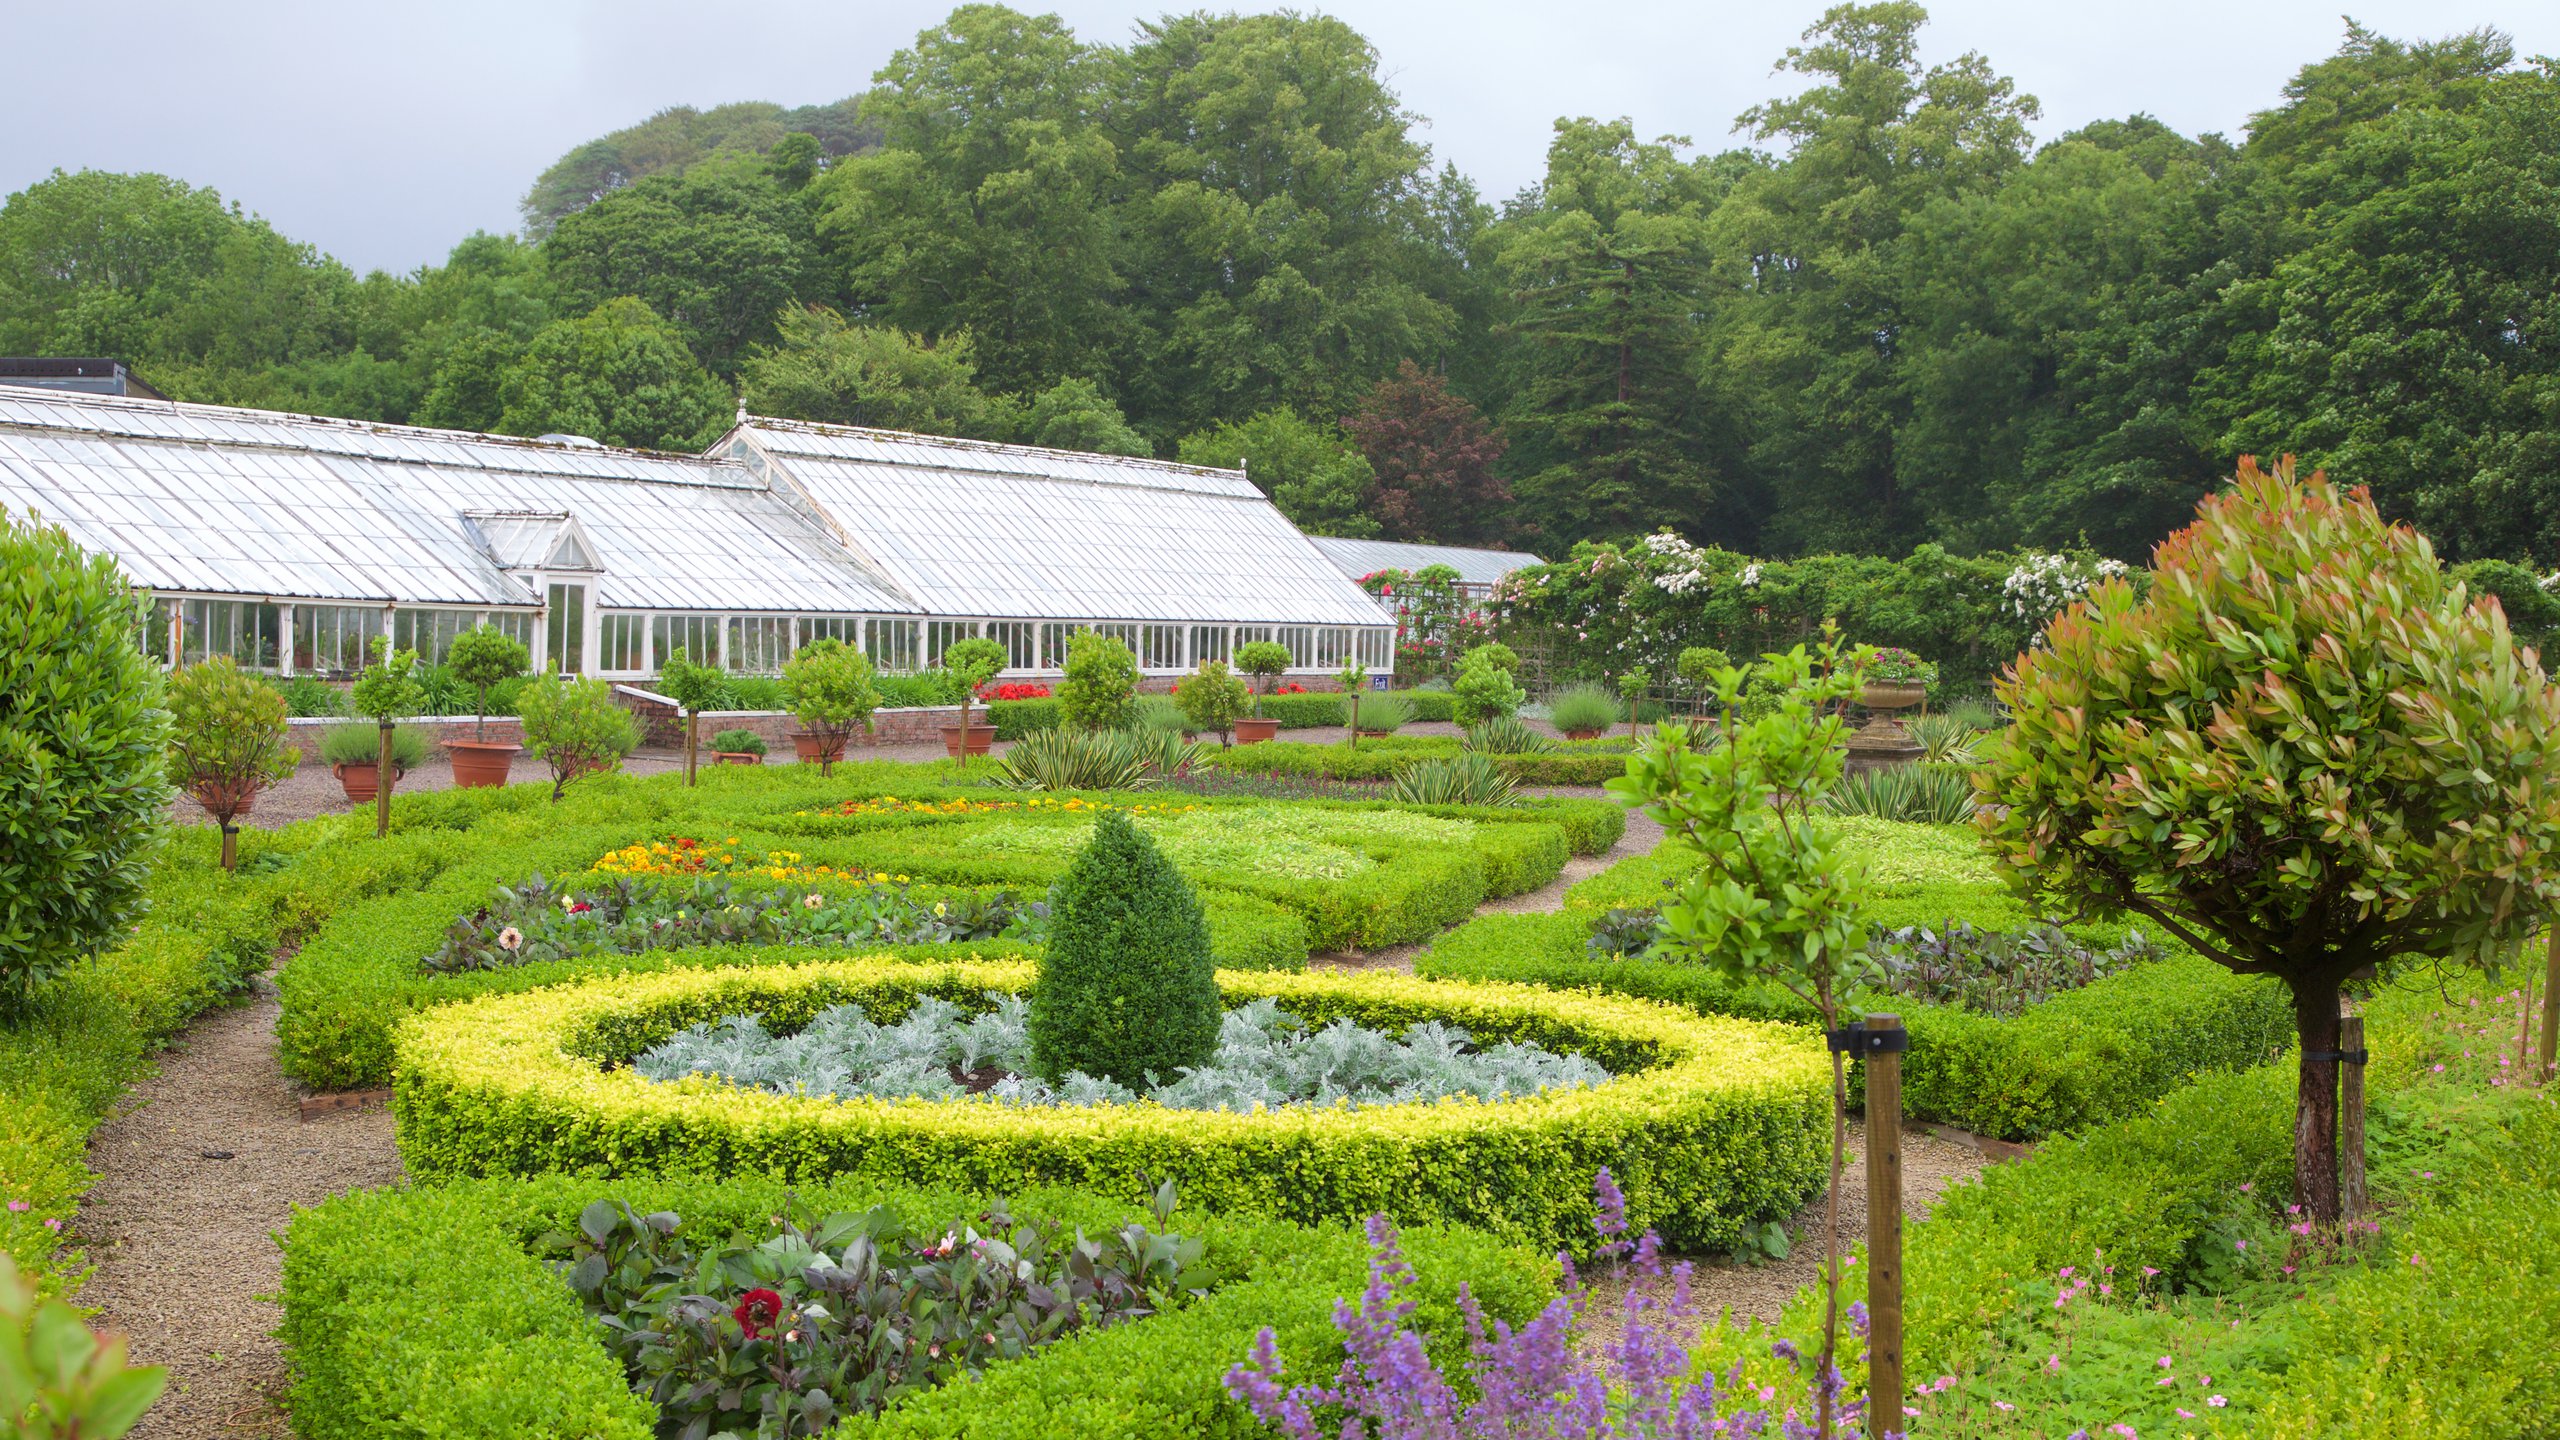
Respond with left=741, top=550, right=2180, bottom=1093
left=732, top=1288, right=784, bottom=1338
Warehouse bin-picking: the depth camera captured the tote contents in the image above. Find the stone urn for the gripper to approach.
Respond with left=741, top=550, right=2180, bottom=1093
left=1848, top=680, right=1928, bottom=760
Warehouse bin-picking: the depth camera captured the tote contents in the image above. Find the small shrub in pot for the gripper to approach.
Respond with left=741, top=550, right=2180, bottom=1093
left=780, top=638, right=877, bottom=776
left=1546, top=684, right=1620, bottom=738
left=709, top=728, right=769, bottom=763
left=1057, top=631, right=1139, bottom=732
left=165, top=657, right=298, bottom=872
left=1173, top=658, right=1250, bottom=744
left=517, top=675, right=641, bottom=801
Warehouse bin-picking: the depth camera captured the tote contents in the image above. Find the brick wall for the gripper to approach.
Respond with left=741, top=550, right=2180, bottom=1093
left=283, top=715, right=527, bottom=771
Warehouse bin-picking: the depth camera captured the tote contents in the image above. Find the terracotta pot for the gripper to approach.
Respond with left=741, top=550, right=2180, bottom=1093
left=1858, top=681, right=1928, bottom=712
left=789, top=730, right=846, bottom=766
left=713, top=751, right=763, bottom=766
left=1562, top=728, right=1605, bottom=741
left=445, top=739, right=520, bottom=789
left=940, top=724, right=998, bottom=759
left=1355, top=729, right=1395, bottom=739
left=333, top=760, right=407, bottom=805
left=1234, top=717, right=1281, bottom=745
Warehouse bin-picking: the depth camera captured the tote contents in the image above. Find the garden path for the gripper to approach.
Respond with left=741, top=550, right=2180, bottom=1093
left=74, top=964, right=402, bottom=1439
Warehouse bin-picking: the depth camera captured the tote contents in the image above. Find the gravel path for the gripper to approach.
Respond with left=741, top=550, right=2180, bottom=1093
left=74, top=971, right=403, bottom=1439
left=1578, top=1121, right=1988, bottom=1349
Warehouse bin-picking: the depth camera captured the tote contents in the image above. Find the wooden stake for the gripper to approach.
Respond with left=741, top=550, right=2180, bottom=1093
left=685, top=711, right=698, bottom=786
left=2542, top=926, right=2559, bottom=1084
left=1863, top=1013, right=1906, bottom=1433
left=374, top=721, right=393, bottom=839
left=2340, top=1014, right=2367, bottom=1223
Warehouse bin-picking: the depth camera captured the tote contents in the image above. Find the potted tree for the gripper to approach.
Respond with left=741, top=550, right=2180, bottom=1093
left=709, top=728, right=769, bottom=765
left=781, top=637, right=878, bottom=775
left=1057, top=631, right=1138, bottom=732
left=938, top=636, right=1009, bottom=765
left=1233, top=641, right=1291, bottom=744
left=443, top=623, right=528, bottom=788
left=165, top=656, right=299, bottom=872
left=516, top=673, right=641, bottom=801
left=351, top=639, right=423, bottom=839
left=320, top=722, right=426, bottom=803
left=1173, top=658, right=1250, bottom=746
left=656, top=647, right=729, bottom=787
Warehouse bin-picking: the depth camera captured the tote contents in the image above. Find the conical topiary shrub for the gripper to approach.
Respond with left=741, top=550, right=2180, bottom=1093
left=1027, top=810, right=1222, bottom=1088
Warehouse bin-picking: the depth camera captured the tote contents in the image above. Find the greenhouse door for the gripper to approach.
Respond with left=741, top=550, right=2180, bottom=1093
left=547, top=582, right=586, bottom=675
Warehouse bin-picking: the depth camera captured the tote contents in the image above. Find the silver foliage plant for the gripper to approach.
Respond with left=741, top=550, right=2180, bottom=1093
left=632, top=993, right=1608, bottom=1112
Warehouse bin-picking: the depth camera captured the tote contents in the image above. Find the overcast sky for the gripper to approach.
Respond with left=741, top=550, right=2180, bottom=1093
left=9, top=1, right=2553, bottom=275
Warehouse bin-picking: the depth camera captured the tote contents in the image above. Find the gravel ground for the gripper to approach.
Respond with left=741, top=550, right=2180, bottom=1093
left=74, top=970, right=403, bottom=1439
left=1579, top=1123, right=1989, bottom=1352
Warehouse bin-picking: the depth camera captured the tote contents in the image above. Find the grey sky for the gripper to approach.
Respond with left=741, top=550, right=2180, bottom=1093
left=9, top=1, right=2552, bottom=275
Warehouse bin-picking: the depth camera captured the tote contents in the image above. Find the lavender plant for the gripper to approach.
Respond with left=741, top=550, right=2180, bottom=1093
left=1225, top=1169, right=1878, bottom=1439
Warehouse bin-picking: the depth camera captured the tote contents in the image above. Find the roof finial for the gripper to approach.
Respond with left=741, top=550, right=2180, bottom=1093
left=736, top=398, right=749, bottom=425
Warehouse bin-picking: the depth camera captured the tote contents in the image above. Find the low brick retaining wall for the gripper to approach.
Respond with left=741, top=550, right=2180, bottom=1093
left=284, top=715, right=525, bottom=771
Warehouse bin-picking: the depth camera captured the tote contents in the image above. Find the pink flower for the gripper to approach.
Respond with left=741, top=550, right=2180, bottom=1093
left=43, top=1219, right=60, bottom=1232
left=2158, top=1355, right=2175, bottom=1369
left=2142, top=1265, right=2160, bottom=1277
left=803, top=893, right=824, bottom=909
left=5, top=1200, right=25, bottom=1213
left=2238, top=1182, right=2253, bottom=1193
left=1994, top=1401, right=2016, bottom=1413
left=2177, top=1409, right=2195, bottom=1420
left=2045, top=1354, right=2062, bottom=1375
left=2208, top=1395, right=2229, bottom=1407
left=2235, top=1239, right=2248, bottom=1252
left=497, top=926, right=523, bottom=951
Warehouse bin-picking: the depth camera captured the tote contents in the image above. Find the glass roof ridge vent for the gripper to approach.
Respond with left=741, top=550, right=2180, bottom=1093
left=732, top=415, right=1256, bottom=500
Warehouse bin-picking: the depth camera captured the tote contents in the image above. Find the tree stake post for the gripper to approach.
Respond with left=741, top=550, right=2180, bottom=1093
left=374, top=721, right=394, bottom=839
left=1861, top=1013, right=1907, bottom=1430
left=2338, top=1014, right=2368, bottom=1222
left=2542, top=925, right=2559, bottom=1084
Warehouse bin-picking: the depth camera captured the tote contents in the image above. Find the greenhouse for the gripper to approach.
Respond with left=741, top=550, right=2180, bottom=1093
left=0, top=388, right=1395, bottom=681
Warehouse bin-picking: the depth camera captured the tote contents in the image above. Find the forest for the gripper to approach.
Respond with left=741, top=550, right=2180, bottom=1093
left=1, top=3, right=2553, bottom=565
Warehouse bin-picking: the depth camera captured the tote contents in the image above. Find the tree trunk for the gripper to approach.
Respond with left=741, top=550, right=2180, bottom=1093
left=2291, top=972, right=2345, bottom=1224
left=374, top=722, right=393, bottom=839
left=685, top=712, right=698, bottom=786
left=219, top=821, right=237, bottom=873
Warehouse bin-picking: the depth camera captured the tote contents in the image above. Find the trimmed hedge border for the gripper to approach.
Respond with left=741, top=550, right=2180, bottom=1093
left=280, top=1170, right=1551, bottom=1440
left=390, top=956, right=1832, bottom=1254
left=1416, top=819, right=2295, bottom=1140
left=1193, top=737, right=1637, bottom=788
left=278, top=789, right=1617, bottom=1091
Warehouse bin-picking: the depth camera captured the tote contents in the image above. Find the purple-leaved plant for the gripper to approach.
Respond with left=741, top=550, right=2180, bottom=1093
left=1226, top=1170, right=1885, bottom=1439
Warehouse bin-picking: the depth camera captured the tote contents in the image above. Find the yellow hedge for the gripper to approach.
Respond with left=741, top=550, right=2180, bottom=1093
left=392, top=956, right=1830, bottom=1254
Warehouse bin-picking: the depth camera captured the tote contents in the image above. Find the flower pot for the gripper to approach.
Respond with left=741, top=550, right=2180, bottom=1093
left=333, top=760, right=407, bottom=805
left=940, top=724, right=997, bottom=759
left=1355, top=729, right=1395, bottom=739
left=1849, top=681, right=1928, bottom=757
left=1234, top=717, right=1281, bottom=745
left=789, top=731, right=846, bottom=765
left=712, top=751, right=763, bottom=766
left=444, top=739, right=520, bottom=789
left=1562, top=728, right=1606, bottom=741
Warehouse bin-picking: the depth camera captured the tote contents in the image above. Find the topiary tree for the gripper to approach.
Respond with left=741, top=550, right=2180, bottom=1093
left=1057, top=631, right=1139, bottom=732
left=1676, top=645, right=1730, bottom=723
left=1174, top=659, right=1251, bottom=746
left=1450, top=648, right=1526, bottom=728
left=516, top=674, right=641, bottom=801
left=0, top=509, right=170, bottom=1013
left=165, top=657, right=298, bottom=874
left=656, top=647, right=729, bottom=786
left=779, top=638, right=877, bottom=777
left=1460, top=641, right=1519, bottom=675
left=1027, top=810, right=1221, bottom=1088
left=445, top=623, right=529, bottom=742
left=1609, top=627, right=1873, bottom=1438
left=942, top=635, right=1010, bottom=769
left=1978, top=457, right=2560, bottom=1225
left=1233, top=641, right=1292, bottom=718
left=1616, top=668, right=1650, bottom=742
left=350, top=638, right=422, bottom=839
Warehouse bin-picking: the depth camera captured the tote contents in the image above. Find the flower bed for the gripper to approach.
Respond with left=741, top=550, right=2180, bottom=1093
left=390, top=956, right=1832, bottom=1254
left=280, top=1171, right=1553, bottom=1440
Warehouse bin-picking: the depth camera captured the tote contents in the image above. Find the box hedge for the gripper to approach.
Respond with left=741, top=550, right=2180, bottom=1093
left=991, top=691, right=1461, bottom=739
left=280, top=1170, right=1553, bottom=1440
left=1415, top=818, right=2295, bottom=1140
left=1194, top=738, right=1635, bottom=788
left=389, top=955, right=1832, bottom=1254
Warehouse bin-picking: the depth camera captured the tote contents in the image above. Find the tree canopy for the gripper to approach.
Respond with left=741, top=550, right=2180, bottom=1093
left=2, top=6, right=2552, bottom=567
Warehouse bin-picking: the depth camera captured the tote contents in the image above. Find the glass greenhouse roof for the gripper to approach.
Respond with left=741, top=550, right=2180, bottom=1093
left=0, top=392, right=915, bottom=614
left=1306, top=536, right=1546, bottom=588
left=731, top=418, right=1393, bottom=627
